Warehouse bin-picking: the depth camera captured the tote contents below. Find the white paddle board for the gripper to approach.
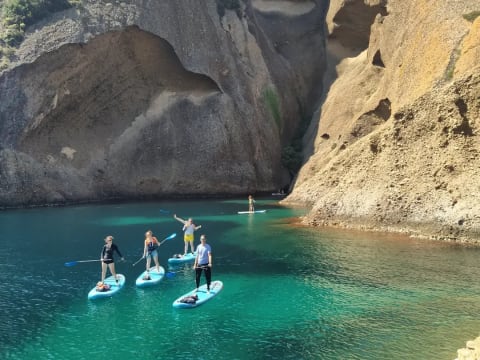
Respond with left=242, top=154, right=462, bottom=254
left=237, top=210, right=267, bottom=214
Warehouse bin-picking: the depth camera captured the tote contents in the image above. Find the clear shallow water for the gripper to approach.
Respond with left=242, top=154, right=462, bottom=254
left=1, top=198, right=479, bottom=359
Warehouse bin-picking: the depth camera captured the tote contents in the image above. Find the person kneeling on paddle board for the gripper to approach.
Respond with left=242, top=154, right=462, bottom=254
left=193, top=235, right=212, bottom=293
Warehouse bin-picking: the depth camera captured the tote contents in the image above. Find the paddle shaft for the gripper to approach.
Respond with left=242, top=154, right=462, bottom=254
left=165, top=266, right=208, bottom=277
left=194, top=265, right=211, bottom=270
left=64, top=259, right=111, bottom=267
left=132, top=257, right=144, bottom=267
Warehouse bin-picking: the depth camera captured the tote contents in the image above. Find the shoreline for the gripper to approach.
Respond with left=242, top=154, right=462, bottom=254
left=301, top=215, right=480, bottom=246
left=4, top=194, right=480, bottom=246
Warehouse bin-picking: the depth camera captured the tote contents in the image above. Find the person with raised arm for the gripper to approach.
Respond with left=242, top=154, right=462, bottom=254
left=173, top=214, right=202, bottom=255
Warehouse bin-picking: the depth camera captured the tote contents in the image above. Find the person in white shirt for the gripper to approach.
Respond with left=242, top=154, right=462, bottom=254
left=193, top=235, right=212, bottom=293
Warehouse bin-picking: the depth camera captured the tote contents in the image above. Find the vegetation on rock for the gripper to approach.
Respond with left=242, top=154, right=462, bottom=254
left=0, top=0, right=81, bottom=70
left=462, top=10, right=480, bottom=22
left=216, top=0, right=241, bottom=18
left=263, top=87, right=281, bottom=129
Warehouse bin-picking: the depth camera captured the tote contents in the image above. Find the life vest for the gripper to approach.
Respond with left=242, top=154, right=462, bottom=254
left=147, top=237, right=159, bottom=253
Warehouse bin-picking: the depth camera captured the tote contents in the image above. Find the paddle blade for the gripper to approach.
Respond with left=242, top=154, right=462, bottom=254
left=159, top=233, right=177, bottom=246
left=64, top=261, right=77, bottom=267
left=159, top=209, right=170, bottom=214
left=164, top=233, right=177, bottom=241
left=166, top=272, right=176, bottom=278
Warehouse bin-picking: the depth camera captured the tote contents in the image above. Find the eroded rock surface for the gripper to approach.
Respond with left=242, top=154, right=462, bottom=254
left=285, top=0, right=480, bottom=242
left=0, top=0, right=327, bottom=206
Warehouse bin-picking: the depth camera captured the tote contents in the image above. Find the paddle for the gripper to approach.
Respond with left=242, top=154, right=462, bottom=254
left=166, top=260, right=207, bottom=278
left=132, top=232, right=177, bottom=267
left=159, top=232, right=177, bottom=245
left=64, top=259, right=111, bottom=267
left=132, top=257, right=145, bottom=267
left=159, top=209, right=170, bottom=215
left=166, top=265, right=210, bottom=279
left=195, top=265, right=210, bottom=270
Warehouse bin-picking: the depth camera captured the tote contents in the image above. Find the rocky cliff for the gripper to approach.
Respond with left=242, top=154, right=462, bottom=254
left=2, top=0, right=479, bottom=244
left=285, top=0, right=480, bottom=242
left=0, top=0, right=327, bottom=206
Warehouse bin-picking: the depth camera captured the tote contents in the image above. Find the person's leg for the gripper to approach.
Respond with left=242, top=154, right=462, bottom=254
left=189, top=240, right=194, bottom=253
left=146, top=254, right=151, bottom=271
left=184, top=240, right=188, bottom=255
left=101, top=262, right=107, bottom=282
left=154, top=253, right=160, bottom=273
left=108, top=263, right=118, bottom=283
left=195, top=267, right=202, bottom=291
left=205, top=267, right=212, bottom=291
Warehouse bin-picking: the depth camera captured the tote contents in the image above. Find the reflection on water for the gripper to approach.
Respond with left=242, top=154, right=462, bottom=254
left=0, top=200, right=479, bottom=359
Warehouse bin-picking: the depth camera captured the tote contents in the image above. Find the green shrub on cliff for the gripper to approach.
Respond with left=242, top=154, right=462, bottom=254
left=1, top=0, right=78, bottom=46
left=281, top=109, right=310, bottom=176
left=262, top=86, right=310, bottom=176
left=216, top=0, right=241, bottom=18
left=462, top=11, right=480, bottom=22
left=263, top=87, right=281, bottom=129
left=281, top=144, right=303, bottom=175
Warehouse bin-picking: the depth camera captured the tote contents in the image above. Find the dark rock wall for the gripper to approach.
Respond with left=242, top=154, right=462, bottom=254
left=0, top=0, right=327, bottom=207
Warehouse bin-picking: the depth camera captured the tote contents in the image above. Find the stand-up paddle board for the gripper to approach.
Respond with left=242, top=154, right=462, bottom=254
left=173, top=280, right=223, bottom=309
left=168, top=252, right=196, bottom=265
left=135, top=266, right=165, bottom=288
left=88, top=274, right=125, bottom=300
left=237, top=210, right=267, bottom=214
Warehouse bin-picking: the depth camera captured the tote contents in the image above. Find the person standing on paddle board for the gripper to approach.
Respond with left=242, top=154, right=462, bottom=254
left=173, top=214, right=202, bottom=255
left=193, top=235, right=212, bottom=293
left=100, top=235, right=124, bottom=284
left=143, top=230, right=161, bottom=274
left=248, top=195, right=255, bottom=212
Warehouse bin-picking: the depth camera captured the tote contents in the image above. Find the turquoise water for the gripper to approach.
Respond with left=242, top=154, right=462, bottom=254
left=1, top=198, right=479, bottom=359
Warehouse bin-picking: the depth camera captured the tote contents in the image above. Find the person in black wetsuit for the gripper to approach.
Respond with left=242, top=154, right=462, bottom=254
left=101, top=235, right=124, bottom=284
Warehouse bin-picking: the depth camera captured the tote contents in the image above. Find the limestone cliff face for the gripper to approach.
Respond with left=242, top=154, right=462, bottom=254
left=286, top=0, right=480, bottom=242
left=0, top=0, right=327, bottom=206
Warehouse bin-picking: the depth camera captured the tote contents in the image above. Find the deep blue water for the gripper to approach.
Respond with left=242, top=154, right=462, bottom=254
left=0, top=198, right=479, bottom=359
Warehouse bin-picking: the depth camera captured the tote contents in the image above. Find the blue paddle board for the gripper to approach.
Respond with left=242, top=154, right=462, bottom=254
left=135, top=266, right=165, bottom=288
left=88, top=274, right=125, bottom=300
left=172, top=280, right=223, bottom=309
left=168, top=252, right=196, bottom=265
left=237, top=210, right=267, bottom=214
